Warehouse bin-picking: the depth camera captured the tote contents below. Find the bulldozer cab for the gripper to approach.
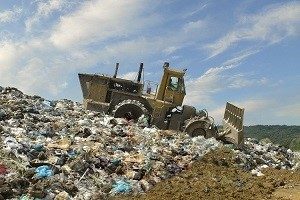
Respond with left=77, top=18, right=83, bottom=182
left=156, top=63, right=186, bottom=106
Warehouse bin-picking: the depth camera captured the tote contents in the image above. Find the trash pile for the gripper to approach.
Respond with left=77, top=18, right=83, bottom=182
left=234, top=138, right=300, bottom=176
left=0, top=87, right=220, bottom=199
left=232, top=138, right=298, bottom=176
left=0, top=87, right=299, bottom=199
left=123, top=148, right=300, bottom=200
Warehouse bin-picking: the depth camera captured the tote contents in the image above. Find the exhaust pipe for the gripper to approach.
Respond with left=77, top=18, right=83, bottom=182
left=113, top=63, right=119, bottom=78
left=137, top=63, right=143, bottom=83
left=163, top=62, right=169, bottom=68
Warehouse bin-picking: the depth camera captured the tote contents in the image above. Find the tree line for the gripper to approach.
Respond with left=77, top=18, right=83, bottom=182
left=244, top=125, right=300, bottom=151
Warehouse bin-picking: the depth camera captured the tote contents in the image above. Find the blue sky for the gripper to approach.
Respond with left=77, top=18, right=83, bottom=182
left=0, top=0, right=299, bottom=125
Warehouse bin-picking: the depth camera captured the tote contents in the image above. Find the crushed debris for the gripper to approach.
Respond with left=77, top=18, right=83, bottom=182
left=118, top=148, right=300, bottom=200
left=0, top=87, right=299, bottom=199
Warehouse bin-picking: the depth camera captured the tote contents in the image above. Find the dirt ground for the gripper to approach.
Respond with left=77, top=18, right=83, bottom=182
left=115, top=148, right=300, bottom=200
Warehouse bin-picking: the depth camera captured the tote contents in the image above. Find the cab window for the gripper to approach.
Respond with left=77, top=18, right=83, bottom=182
left=168, top=77, right=179, bottom=91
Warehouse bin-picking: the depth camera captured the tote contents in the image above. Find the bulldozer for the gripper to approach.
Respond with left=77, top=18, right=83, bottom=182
left=78, top=62, right=245, bottom=147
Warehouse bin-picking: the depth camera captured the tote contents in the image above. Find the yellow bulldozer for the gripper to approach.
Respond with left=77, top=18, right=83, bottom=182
left=78, top=62, right=245, bottom=147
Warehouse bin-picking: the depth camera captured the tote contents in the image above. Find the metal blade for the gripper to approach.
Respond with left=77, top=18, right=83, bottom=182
left=220, top=102, right=244, bottom=147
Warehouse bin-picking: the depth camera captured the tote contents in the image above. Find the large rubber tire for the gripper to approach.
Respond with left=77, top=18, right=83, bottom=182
left=184, top=117, right=212, bottom=138
left=112, top=100, right=148, bottom=121
left=182, top=105, right=196, bottom=122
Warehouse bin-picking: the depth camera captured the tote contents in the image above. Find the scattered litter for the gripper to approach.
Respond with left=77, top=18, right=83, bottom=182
left=0, top=164, right=8, bottom=175
left=35, top=165, right=53, bottom=178
left=111, top=180, right=132, bottom=194
left=233, top=138, right=296, bottom=172
left=0, top=86, right=298, bottom=199
left=251, top=169, right=264, bottom=176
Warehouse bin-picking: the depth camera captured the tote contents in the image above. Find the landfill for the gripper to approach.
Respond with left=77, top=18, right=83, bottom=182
left=0, top=86, right=299, bottom=200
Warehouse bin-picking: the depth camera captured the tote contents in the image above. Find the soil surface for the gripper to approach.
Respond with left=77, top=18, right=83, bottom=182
left=273, top=185, right=300, bottom=200
left=114, top=148, right=300, bottom=200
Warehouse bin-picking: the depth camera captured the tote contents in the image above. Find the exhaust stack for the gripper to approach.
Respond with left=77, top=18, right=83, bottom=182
left=137, top=63, right=143, bottom=83
left=113, top=63, right=119, bottom=78
left=163, top=62, right=169, bottom=68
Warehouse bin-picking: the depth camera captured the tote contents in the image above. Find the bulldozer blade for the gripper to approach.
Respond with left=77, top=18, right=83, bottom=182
left=78, top=73, right=92, bottom=99
left=220, top=102, right=244, bottom=147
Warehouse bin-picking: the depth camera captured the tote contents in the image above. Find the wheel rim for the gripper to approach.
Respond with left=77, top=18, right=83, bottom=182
left=185, top=120, right=209, bottom=138
left=190, top=128, right=206, bottom=137
left=114, top=104, right=144, bottom=121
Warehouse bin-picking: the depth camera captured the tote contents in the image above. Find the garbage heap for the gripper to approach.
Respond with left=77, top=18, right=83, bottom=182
left=0, top=87, right=221, bottom=199
left=0, top=86, right=298, bottom=200
left=233, top=138, right=298, bottom=176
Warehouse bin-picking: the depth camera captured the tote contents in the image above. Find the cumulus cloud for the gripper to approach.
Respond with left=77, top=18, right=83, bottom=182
left=17, top=58, right=68, bottom=95
left=0, top=0, right=298, bottom=115
left=205, top=2, right=300, bottom=58
left=0, top=39, right=69, bottom=96
left=85, top=19, right=207, bottom=65
left=0, top=6, right=22, bottom=23
left=2, top=0, right=207, bottom=98
left=184, top=49, right=258, bottom=106
left=0, top=0, right=213, bottom=99
left=50, top=0, right=160, bottom=48
left=25, top=0, right=67, bottom=31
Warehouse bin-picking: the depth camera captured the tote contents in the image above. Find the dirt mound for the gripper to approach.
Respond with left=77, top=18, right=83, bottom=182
left=116, top=148, right=300, bottom=200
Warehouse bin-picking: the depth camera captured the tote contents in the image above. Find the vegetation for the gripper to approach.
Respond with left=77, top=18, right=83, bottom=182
left=244, top=125, right=300, bottom=150
left=289, top=137, right=300, bottom=151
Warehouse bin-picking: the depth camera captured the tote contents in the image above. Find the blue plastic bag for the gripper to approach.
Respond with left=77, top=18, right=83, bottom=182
left=112, top=180, right=132, bottom=193
left=35, top=165, right=53, bottom=178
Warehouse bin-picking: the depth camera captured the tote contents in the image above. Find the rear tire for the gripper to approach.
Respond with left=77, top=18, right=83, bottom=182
left=112, top=100, right=148, bottom=121
left=184, top=117, right=216, bottom=138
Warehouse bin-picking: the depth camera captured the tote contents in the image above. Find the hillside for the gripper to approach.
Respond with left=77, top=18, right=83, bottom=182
left=244, top=125, right=300, bottom=150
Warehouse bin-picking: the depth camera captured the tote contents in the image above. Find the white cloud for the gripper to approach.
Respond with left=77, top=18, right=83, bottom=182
left=2, top=0, right=198, bottom=98
left=163, top=46, right=179, bottom=55
left=0, top=6, right=22, bottom=23
left=17, top=58, right=67, bottom=95
left=205, top=2, right=300, bottom=58
left=183, top=20, right=206, bottom=33
left=222, top=48, right=260, bottom=66
left=233, top=99, right=269, bottom=113
left=228, top=75, right=268, bottom=89
left=184, top=64, right=234, bottom=106
left=50, top=0, right=160, bottom=48
left=184, top=49, right=255, bottom=106
left=185, top=3, right=208, bottom=18
left=25, top=0, right=67, bottom=31
left=210, top=99, right=270, bottom=125
left=209, top=106, right=225, bottom=124
left=0, top=42, right=18, bottom=71
left=0, top=39, right=69, bottom=96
